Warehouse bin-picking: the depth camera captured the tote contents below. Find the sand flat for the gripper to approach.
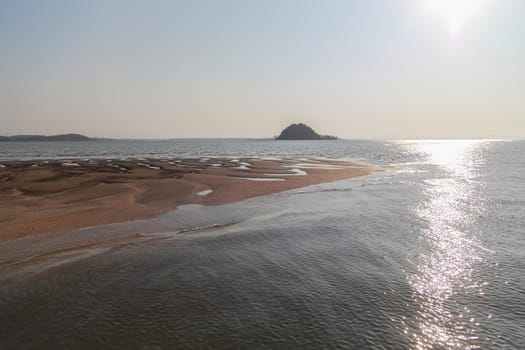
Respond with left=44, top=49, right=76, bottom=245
left=0, top=158, right=375, bottom=241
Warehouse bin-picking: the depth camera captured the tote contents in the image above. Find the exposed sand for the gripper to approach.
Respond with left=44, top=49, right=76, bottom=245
left=0, top=158, right=374, bottom=242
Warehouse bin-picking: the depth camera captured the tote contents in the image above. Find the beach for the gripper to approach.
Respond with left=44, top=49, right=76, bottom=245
left=0, top=157, right=373, bottom=241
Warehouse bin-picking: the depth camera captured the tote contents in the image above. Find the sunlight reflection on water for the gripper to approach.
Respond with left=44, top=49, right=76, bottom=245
left=406, top=140, right=488, bottom=349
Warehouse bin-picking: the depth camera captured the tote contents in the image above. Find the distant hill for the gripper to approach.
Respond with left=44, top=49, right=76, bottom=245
left=0, top=134, right=98, bottom=141
left=275, top=123, right=338, bottom=140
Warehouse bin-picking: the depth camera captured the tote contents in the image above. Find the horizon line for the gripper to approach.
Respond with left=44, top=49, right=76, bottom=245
left=0, top=134, right=520, bottom=142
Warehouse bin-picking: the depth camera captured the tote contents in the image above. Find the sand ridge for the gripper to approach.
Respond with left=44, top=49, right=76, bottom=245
left=0, top=157, right=374, bottom=241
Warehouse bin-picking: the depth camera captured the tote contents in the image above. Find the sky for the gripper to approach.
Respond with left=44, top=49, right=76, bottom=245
left=1, top=0, right=524, bottom=139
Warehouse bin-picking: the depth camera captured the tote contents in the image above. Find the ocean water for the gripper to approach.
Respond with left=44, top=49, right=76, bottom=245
left=0, top=139, right=524, bottom=349
left=0, top=139, right=413, bottom=164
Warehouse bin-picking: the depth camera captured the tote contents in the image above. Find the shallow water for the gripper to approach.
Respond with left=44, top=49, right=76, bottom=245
left=0, top=140, right=524, bottom=349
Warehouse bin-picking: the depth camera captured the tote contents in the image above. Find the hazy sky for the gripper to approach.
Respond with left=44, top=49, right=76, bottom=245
left=1, top=0, right=524, bottom=139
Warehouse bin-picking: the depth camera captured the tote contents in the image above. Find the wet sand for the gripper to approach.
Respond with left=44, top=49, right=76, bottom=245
left=0, top=158, right=374, bottom=242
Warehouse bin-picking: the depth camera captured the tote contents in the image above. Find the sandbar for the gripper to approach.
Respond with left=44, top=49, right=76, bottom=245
left=0, top=157, right=374, bottom=242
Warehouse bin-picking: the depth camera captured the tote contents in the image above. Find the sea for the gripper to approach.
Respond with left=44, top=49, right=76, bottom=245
left=0, top=139, right=523, bottom=349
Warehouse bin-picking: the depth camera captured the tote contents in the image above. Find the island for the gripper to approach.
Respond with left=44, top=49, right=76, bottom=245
left=275, top=123, right=338, bottom=140
left=0, top=134, right=103, bottom=141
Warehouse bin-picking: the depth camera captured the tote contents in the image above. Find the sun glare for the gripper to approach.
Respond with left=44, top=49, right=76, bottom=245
left=423, top=0, right=492, bottom=37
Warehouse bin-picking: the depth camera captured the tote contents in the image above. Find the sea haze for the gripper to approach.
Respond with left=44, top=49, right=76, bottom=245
left=0, top=140, right=523, bottom=349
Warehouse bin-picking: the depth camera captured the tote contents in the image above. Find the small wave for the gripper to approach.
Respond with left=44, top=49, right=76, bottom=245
left=395, top=169, right=428, bottom=174
left=289, top=187, right=353, bottom=196
left=142, top=221, right=240, bottom=238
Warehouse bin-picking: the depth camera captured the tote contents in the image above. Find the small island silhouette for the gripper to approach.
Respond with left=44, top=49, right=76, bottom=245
left=275, top=123, right=338, bottom=140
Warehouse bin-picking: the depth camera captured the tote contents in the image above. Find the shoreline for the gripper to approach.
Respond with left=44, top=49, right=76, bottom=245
left=0, top=157, right=375, bottom=242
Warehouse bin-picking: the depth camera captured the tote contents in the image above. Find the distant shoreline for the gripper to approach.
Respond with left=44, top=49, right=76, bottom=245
left=0, top=135, right=342, bottom=142
left=0, top=134, right=112, bottom=142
